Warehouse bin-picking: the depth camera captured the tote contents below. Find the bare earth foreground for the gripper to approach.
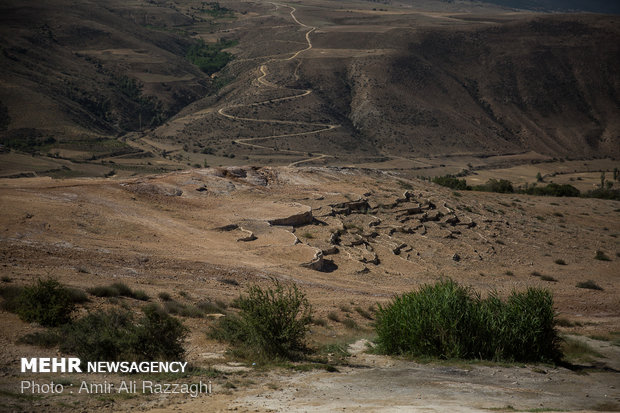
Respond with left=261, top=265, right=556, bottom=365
left=0, top=166, right=619, bottom=412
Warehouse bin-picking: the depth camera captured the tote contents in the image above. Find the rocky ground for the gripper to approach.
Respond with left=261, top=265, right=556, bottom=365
left=0, top=166, right=618, bottom=411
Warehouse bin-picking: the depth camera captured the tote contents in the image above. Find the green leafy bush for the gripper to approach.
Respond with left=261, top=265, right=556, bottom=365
left=432, top=175, right=470, bottom=190
left=14, top=279, right=76, bottom=327
left=132, top=304, right=188, bottom=360
left=375, top=279, right=561, bottom=362
left=60, top=305, right=187, bottom=361
left=479, top=288, right=560, bottom=362
left=209, top=280, right=312, bottom=360
left=60, top=310, right=137, bottom=361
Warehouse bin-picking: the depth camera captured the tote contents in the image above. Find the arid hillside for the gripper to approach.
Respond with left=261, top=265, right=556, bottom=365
left=1, top=0, right=618, bottom=179
left=0, top=0, right=210, bottom=141
left=301, top=14, right=620, bottom=158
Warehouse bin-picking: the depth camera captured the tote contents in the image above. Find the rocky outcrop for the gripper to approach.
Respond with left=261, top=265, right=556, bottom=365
left=301, top=249, right=324, bottom=271
left=268, top=204, right=313, bottom=227
left=236, top=227, right=257, bottom=242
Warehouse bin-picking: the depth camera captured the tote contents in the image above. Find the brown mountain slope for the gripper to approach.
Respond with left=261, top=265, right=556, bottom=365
left=301, top=14, right=620, bottom=158
left=0, top=0, right=209, bottom=140
left=0, top=0, right=618, bottom=177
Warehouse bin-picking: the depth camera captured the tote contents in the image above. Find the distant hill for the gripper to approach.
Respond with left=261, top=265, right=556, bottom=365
left=0, top=0, right=211, bottom=146
left=477, top=0, right=620, bottom=14
left=302, top=14, right=620, bottom=158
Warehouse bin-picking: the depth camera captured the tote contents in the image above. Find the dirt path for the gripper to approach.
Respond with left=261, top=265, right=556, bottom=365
left=216, top=2, right=340, bottom=167
left=137, top=338, right=620, bottom=412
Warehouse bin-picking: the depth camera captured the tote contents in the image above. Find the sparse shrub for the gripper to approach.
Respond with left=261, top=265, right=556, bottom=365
left=14, top=279, right=76, bottom=327
left=312, top=317, right=328, bottom=327
left=554, top=259, right=567, bottom=265
left=339, top=305, right=351, bottom=313
left=87, top=282, right=149, bottom=301
left=209, top=280, right=312, bottom=360
left=375, top=279, right=561, bottom=362
left=327, top=312, right=340, bottom=322
left=66, top=288, right=89, bottom=304
left=132, top=289, right=150, bottom=301
left=18, top=331, right=61, bottom=348
left=541, top=275, right=557, bottom=282
left=178, top=305, right=204, bottom=318
left=87, top=285, right=119, bottom=297
left=562, top=336, right=603, bottom=362
left=162, top=300, right=205, bottom=318
left=219, top=278, right=240, bottom=286
left=196, top=300, right=223, bottom=314
left=555, top=318, right=575, bottom=327
left=530, top=271, right=542, bottom=277
left=163, top=300, right=184, bottom=315
left=111, top=282, right=133, bottom=297
left=504, top=271, right=514, bottom=276
left=1, top=276, right=11, bottom=283
left=576, top=280, right=603, bottom=291
left=342, top=318, right=359, bottom=330
left=594, top=250, right=611, bottom=261
left=158, top=292, right=172, bottom=301
left=355, top=306, right=373, bottom=320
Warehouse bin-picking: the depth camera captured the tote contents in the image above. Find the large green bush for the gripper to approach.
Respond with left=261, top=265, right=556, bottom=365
left=60, top=309, right=135, bottom=361
left=210, top=280, right=312, bottom=360
left=15, top=279, right=76, bottom=327
left=60, top=305, right=187, bottom=361
left=479, top=288, right=560, bottom=361
left=375, top=279, right=561, bottom=362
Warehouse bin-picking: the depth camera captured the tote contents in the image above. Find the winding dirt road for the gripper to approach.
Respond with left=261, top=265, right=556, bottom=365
left=217, top=3, right=340, bottom=167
